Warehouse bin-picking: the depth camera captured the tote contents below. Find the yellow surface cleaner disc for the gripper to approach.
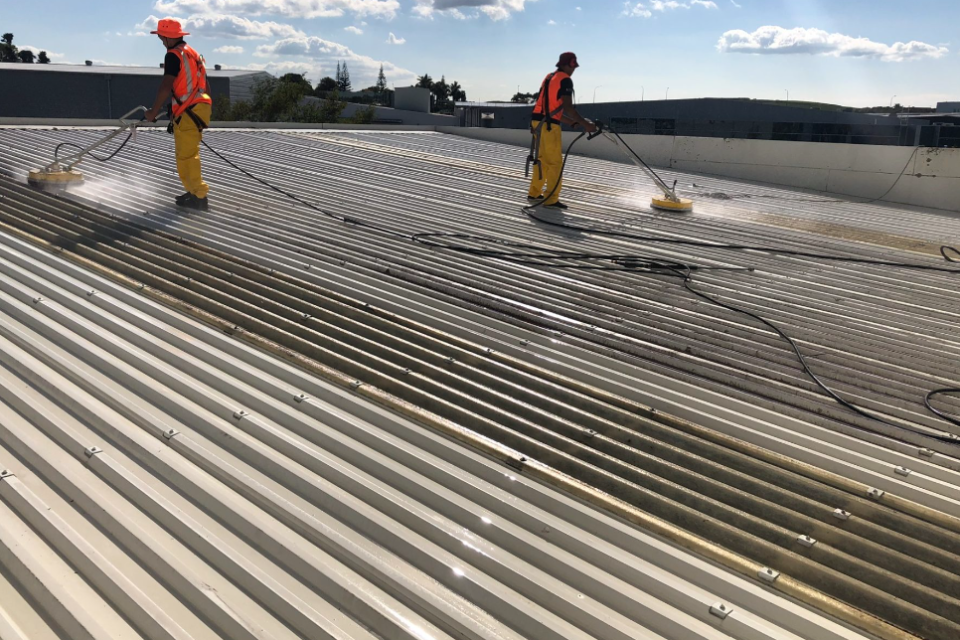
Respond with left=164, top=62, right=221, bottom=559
left=651, top=196, right=693, bottom=212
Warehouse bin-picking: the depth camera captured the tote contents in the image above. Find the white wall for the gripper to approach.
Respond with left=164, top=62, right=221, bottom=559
left=393, top=87, right=431, bottom=114
left=439, top=126, right=960, bottom=213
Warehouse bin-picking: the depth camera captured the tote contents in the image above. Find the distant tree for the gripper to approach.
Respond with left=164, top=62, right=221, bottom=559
left=319, top=89, right=347, bottom=122
left=432, top=75, right=451, bottom=112
left=0, top=33, right=17, bottom=63
left=279, top=72, right=312, bottom=92
left=349, top=103, right=377, bottom=125
left=511, top=91, right=537, bottom=104
left=317, top=76, right=337, bottom=92
left=37, top=50, right=50, bottom=64
left=229, top=100, right=253, bottom=121
left=17, top=49, right=34, bottom=64
left=416, top=73, right=433, bottom=89
left=337, top=60, right=352, bottom=92
left=375, top=64, right=387, bottom=102
left=449, top=80, right=466, bottom=103
left=249, top=75, right=313, bottom=122
left=212, top=95, right=233, bottom=121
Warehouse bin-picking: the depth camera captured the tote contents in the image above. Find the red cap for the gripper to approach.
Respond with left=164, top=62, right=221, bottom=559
left=556, top=52, right=579, bottom=69
left=151, top=19, right=190, bottom=38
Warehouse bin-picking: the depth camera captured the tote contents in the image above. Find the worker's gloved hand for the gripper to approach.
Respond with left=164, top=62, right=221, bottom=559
left=583, top=121, right=598, bottom=134
left=144, top=108, right=160, bottom=123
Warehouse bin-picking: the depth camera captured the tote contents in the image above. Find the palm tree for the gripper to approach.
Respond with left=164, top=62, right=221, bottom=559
left=450, top=81, right=466, bottom=103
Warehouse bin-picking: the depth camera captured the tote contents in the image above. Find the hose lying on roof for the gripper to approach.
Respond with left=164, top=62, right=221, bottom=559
left=198, top=137, right=960, bottom=440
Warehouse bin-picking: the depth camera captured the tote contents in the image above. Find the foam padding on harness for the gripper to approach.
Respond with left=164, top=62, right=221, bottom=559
left=651, top=196, right=694, bottom=212
left=27, top=169, right=84, bottom=189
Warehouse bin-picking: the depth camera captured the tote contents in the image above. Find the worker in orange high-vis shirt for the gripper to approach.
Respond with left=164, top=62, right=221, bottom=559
left=527, top=52, right=596, bottom=210
left=144, top=19, right=213, bottom=211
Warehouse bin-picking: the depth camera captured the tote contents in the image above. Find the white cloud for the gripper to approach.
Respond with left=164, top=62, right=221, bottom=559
left=729, top=0, right=741, bottom=7
left=215, top=45, right=245, bottom=53
left=386, top=32, right=406, bottom=44
left=547, top=19, right=556, bottom=25
left=344, top=25, right=364, bottom=34
left=414, top=0, right=530, bottom=21
left=622, top=3, right=652, bottom=17
left=138, top=14, right=305, bottom=40
left=623, top=0, right=716, bottom=15
left=153, top=0, right=400, bottom=19
left=255, top=35, right=416, bottom=86
left=718, top=26, right=949, bottom=62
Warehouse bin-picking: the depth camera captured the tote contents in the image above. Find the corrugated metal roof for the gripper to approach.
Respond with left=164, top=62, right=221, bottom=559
left=0, top=127, right=959, bottom=639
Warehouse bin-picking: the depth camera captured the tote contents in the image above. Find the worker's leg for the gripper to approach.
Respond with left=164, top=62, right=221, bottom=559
left=527, top=122, right=547, bottom=198
left=540, top=124, right=564, bottom=205
left=173, top=102, right=211, bottom=199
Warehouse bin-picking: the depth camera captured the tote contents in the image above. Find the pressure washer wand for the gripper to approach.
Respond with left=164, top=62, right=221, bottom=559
left=589, top=120, right=693, bottom=212
left=28, top=106, right=149, bottom=190
left=53, top=106, right=149, bottom=170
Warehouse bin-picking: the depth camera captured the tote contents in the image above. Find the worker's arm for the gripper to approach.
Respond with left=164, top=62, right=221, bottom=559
left=560, top=95, right=597, bottom=132
left=144, top=75, right=176, bottom=122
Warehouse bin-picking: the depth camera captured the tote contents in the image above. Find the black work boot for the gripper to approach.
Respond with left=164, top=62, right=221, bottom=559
left=178, top=194, right=209, bottom=211
left=175, top=192, right=192, bottom=205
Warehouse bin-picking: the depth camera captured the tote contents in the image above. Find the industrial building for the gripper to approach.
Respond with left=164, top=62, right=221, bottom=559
left=0, top=62, right=269, bottom=119
left=457, top=97, right=960, bottom=147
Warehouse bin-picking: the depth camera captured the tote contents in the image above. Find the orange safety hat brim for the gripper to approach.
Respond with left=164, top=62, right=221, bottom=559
left=151, top=19, right=190, bottom=38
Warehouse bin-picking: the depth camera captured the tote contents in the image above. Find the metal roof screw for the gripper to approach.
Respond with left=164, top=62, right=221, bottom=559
left=304, top=264, right=312, bottom=270
left=797, top=535, right=817, bottom=548
left=520, top=339, right=530, bottom=346
left=86, top=289, right=97, bottom=297
left=401, top=368, right=411, bottom=375
left=350, top=380, right=363, bottom=389
left=32, top=296, right=44, bottom=305
left=137, top=283, right=145, bottom=290
left=294, top=394, right=307, bottom=403
left=301, top=313, right=312, bottom=320
left=758, top=567, right=780, bottom=583
left=0, top=470, right=14, bottom=480
left=233, top=410, right=249, bottom=420
left=162, top=428, right=180, bottom=440
left=585, top=429, right=597, bottom=439
left=867, top=488, right=885, bottom=500
left=919, top=448, right=934, bottom=458
left=709, top=602, right=732, bottom=620
left=587, top=325, right=596, bottom=332
left=446, top=356, right=455, bottom=364
left=484, top=348, right=493, bottom=354
left=84, top=446, right=104, bottom=458
left=833, top=508, right=851, bottom=521
left=894, top=466, right=913, bottom=478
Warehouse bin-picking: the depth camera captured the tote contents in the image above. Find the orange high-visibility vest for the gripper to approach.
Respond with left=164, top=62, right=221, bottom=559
left=168, top=43, right=212, bottom=117
left=532, top=71, right=570, bottom=126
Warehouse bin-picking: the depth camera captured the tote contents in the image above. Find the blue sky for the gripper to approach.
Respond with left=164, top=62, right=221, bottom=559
left=4, top=0, right=957, bottom=106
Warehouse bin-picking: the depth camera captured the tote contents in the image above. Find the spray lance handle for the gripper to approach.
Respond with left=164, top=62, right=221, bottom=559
left=587, top=120, right=604, bottom=141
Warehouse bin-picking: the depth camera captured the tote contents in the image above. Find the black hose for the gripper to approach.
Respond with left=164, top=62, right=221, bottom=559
left=54, top=134, right=134, bottom=165
left=198, top=131, right=957, bottom=441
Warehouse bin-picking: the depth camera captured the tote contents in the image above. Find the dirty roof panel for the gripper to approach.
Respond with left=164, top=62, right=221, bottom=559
left=1, top=127, right=960, bottom=640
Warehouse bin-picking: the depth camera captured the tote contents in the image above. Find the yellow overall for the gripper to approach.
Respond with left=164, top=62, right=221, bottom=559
left=528, top=120, right=563, bottom=205
left=173, top=101, right=211, bottom=199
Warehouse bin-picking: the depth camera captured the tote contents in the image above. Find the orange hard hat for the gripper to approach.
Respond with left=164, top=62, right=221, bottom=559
left=151, top=19, right=190, bottom=38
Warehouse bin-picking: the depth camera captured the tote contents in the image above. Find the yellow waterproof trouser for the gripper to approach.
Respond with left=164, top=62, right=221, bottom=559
left=527, top=119, right=563, bottom=205
left=173, top=101, right=211, bottom=199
